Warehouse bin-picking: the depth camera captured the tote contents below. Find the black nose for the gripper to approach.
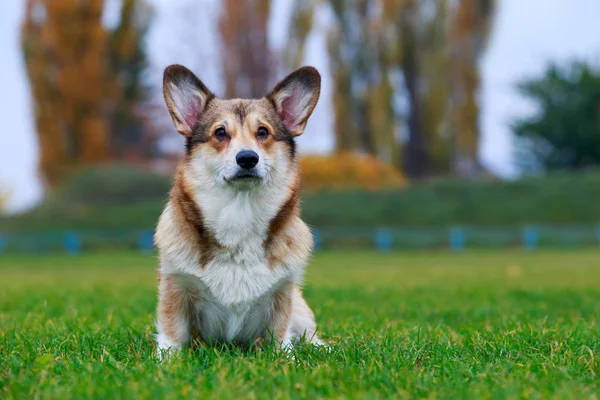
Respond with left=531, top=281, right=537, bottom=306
left=236, top=150, right=259, bottom=169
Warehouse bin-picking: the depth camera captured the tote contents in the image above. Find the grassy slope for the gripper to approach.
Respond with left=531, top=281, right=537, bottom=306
left=1, top=251, right=599, bottom=398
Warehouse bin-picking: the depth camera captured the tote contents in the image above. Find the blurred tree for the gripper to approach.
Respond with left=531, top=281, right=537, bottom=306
left=303, top=0, right=454, bottom=176
left=22, top=0, right=110, bottom=189
left=386, top=0, right=495, bottom=178
left=512, top=61, right=600, bottom=170
left=286, top=0, right=318, bottom=69
left=21, top=0, right=153, bottom=190
left=286, top=0, right=386, bottom=157
left=326, top=0, right=397, bottom=161
left=374, top=0, right=450, bottom=177
left=107, top=0, right=154, bottom=162
left=419, top=0, right=453, bottom=174
left=328, top=42, right=358, bottom=152
left=219, top=0, right=272, bottom=98
left=448, top=0, right=495, bottom=176
left=286, top=0, right=496, bottom=179
left=397, top=0, right=429, bottom=178
left=326, top=1, right=361, bottom=153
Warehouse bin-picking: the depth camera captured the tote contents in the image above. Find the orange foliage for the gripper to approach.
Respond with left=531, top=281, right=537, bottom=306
left=300, top=153, right=407, bottom=192
left=449, top=0, right=496, bottom=176
left=22, top=0, right=111, bottom=189
left=21, top=0, right=151, bottom=190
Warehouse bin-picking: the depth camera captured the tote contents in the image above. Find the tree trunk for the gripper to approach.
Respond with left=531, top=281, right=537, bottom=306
left=400, top=13, right=429, bottom=179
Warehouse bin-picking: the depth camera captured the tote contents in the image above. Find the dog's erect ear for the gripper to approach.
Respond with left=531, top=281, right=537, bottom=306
left=267, top=66, right=321, bottom=137
left=163, top=65, right=213, bottom=137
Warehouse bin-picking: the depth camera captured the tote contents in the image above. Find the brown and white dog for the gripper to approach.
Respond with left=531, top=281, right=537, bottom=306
left=154, top=64, right=323, bottom=356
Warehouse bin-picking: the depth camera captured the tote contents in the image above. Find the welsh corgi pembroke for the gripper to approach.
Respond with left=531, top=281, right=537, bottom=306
left=154, top=64, right=323, bottom=356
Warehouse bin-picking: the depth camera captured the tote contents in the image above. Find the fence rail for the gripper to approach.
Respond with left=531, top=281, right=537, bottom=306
left=1, top=225, right=600, bottom=255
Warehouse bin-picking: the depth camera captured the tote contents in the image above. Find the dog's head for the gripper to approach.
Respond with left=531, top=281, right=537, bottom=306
left=163, top=65, right=320, bottom=190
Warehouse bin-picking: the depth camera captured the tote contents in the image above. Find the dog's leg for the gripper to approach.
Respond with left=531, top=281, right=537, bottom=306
left=287, top=286, right=324, bottom=346
left=268, top=285, right=294, bottom=351
left=155, top=273, right=196, bottom=360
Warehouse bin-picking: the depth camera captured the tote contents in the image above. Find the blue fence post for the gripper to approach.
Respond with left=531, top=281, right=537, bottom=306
left=523, top=226, right=538, bottom=251
left=375, top=229, right=393, bottom=252
left=138, top=230, right=154, bottom=253
left=64, top=232, right=81, bottom=256
left=597, top=226, right=600, bottom=248
left=0, top=234, right=4, bottom=254
left=312, top=229, right=321, bottom=251
left=449, top=227, right=465, bottom=252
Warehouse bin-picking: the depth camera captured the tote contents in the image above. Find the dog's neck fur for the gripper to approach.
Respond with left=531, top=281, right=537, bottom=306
left=169, top=161, right=301, bottom=268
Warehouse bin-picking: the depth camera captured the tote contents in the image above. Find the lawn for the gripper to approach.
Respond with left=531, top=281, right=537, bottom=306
left=1, top=250, right=599, bottom=399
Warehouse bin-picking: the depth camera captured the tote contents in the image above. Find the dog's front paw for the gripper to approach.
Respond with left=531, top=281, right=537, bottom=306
left=155, top=345, right=182, bottom=362
left=155, top=333, right=183, bottom=362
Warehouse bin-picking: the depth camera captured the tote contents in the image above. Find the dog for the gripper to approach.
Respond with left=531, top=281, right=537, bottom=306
left=154, top=64, right=323, bottom=357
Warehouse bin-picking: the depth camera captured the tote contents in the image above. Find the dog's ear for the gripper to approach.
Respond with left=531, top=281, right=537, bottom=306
left=163, top=65, right=214, bottom=137
left=267, top=66, right=321, bottom=137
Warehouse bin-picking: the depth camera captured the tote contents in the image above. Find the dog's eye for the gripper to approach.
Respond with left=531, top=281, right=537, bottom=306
left=257, top=127, right=269, bottom=139
left=214, top=127, right=228, bottom=141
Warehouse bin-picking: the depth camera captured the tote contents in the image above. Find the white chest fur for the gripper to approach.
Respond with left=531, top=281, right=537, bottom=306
left=195, top=184, right=299, bottom=300
left=198, top=184, right=285, bottom=248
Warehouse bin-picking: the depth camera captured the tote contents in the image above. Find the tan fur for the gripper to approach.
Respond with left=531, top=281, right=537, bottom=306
left=168, top=167, right=221, bottom=268
left=157, top=274, right=198, bottom=345
left=289, top=286, right=319, bottom=340
left=270, top=285, right=293, bottom=342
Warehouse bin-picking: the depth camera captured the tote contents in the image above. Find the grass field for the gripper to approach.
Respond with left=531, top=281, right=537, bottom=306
left=1, top=250, right=599, bottom=399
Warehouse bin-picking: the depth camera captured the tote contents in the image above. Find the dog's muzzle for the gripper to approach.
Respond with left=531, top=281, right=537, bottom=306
left=231, top=169, right=260, bottom=180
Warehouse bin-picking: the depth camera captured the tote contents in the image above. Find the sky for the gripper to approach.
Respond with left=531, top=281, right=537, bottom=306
left=1, top=0, right=600, bottom=213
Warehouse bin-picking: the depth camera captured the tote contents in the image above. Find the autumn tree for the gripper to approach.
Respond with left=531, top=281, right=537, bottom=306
left=393, top=0, right=495, bottom=177
left=22, top=0, right=110, bottom=189
left=107, top=0, right=154, bottom=162
left=448, top=0, right=496, bottom=176
left=396, top=0, right=430, bottom=177
left=287, top=0, right=495, bottom=179
left=219, top=0, right=272, bottom=98
left=22, top=0, right=153, bottom=190
left=327, top=1, right=398, bottom=163
left=418, top=0, right=453, bottom=174
left=289, top=0, right=440, bottom=174
left=326, top=1, right=364, bottom=153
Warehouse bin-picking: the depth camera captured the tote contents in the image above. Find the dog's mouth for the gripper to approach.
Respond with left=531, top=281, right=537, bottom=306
left=226, top=170, right=261, bottom=182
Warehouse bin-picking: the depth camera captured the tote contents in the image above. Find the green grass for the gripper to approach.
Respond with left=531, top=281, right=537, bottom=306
left=1, top=251, right=599, bottom=399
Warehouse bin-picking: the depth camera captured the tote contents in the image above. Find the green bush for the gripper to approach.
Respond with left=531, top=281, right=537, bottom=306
left=2, top=166, right=600, bottom=231
left=54, top=164, right=172, bottom=206
left=302, top=170, right=600, bottom=227
left=0, top=165, right=168, bottom=231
